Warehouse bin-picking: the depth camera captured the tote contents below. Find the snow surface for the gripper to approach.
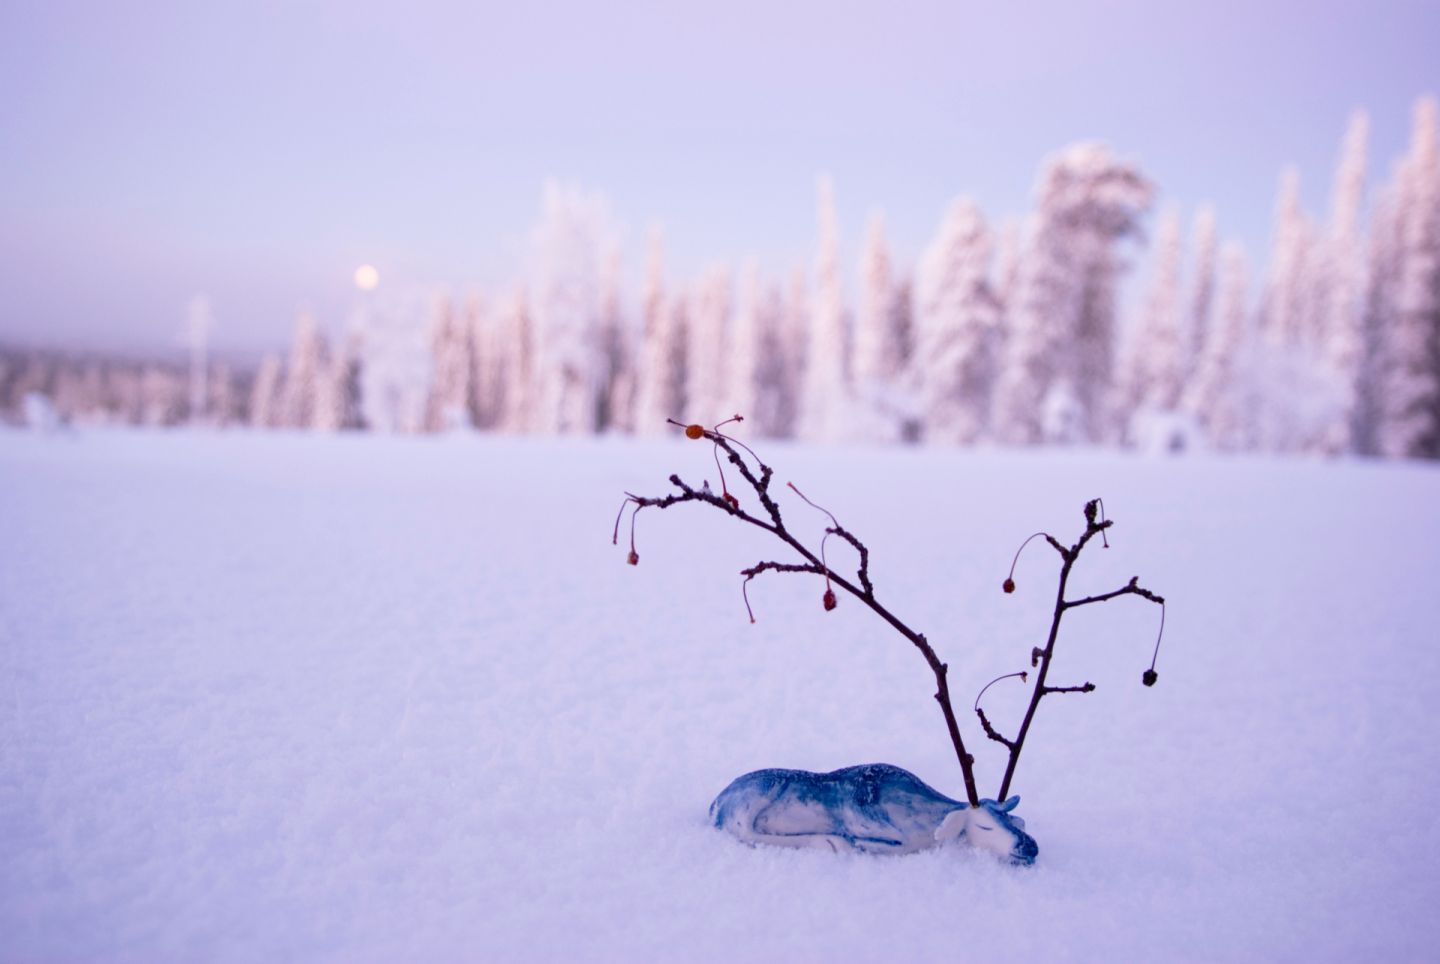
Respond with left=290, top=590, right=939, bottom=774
left=2, top=429, right=1438, bottom=962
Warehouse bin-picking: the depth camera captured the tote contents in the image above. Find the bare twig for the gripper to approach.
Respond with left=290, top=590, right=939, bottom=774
left=972, top=671, right=1027, bottom=750
left=1040, top=682, right=1096, bottom=696
left=622, top=419, right=984, bottom=806
left=995, top=499, right=1163, bottom=801
left=619, top=427, right=1167, bottom=808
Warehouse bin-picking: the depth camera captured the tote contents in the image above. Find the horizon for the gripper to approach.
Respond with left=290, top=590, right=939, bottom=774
left=2, top=0, right=1437, bottom=358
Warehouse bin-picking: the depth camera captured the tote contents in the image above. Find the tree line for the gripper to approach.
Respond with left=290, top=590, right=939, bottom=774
left=4, top=96, right=1437, bottom=459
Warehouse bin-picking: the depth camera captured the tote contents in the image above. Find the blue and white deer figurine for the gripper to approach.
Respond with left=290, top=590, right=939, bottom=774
left=710, top=763, right=1037, bottom=865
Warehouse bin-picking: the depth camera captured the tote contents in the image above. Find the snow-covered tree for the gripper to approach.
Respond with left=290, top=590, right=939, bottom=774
left=686, top=264, right=732, bottom=422
left=528, top=181, right=616, bottom=435
left=631, top=228, right=684, bottom=435
left=992, top=143, right=1153, bottom=444
left=853, top=212, right=905, bottom=385
left=798, top=176, right=852, bottom=442
left=773, top=266, right=810, bottom=439
left=249, top=354, right=282, bottom=428
left=1184, top=204, right=1218, bottom=371
left=725, top=260, right=764, bottom=428
left=852, top=211, right=918, bottom=441
left=594, top=249, right=633, bottom=433
left=360, top=291, right=434, bottom=434
left=139, top=366, right=184, bottom=426
left=993, top=218, right=1022, bottom=314
left=494, top=286, right=536, bottom=434
left=278, top=312, right=330, bottom=429
left=311, top=326, right=362, bottom=433
left=1378, top=96, right=1440, bottom=458
left=1259, top=167, right=1319, bottom=351
left=914, top=197, right=999, bottom=444
left=468, top=295, right=505, bottom=430
left=1315, top=110, right=1370, bottom=453
left=207, top=363, right=239, bottom=427
left=1183, top=242, right=1252, bottom=449
left=1114, top=205, right=1186, bottom=437
left=750, top=278, right=795, bottom=438
left=185, top=295, right=213, bottom=425
left=426, top=295, right=474, bottom=432
left=1354, top=187, right=1401, bottom=455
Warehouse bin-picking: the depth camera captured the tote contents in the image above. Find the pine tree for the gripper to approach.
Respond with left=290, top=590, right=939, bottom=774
left=1253, top=167, right=1336, bottom=452
left=992, top=143, right=1153, bottom=445
left=250, top=354, right=282, bottom=428
left=774, top=265, right=809, bottom=439
left=324, top=331, right=366, bottom=431
left=686, top=264, right=733, bottom=423
left=1259, top=168, right=1318, bottom=350
left=798, top=176, right=852, bottom=442
left=279, top=312, right=329, bottom=429
left=1379, top=96, right=1440, bottom=458
left=852, top=211, right=916, bottom=441
left=529, top=181, right=614, bottom=435
left=496, top=287, right=535, bottom=435
left=207, top=363, right=237, bottom=427
left=853, top=211, right=902, bottom=387
left=751, top=279, right=793, bottom=438
left=1183, top=242, right=1252, bottom=449
left=360, top=291, right=436, bottom=434
left=1184, top=204, right=1218, bottom=372
left=426, top=295, right=474, bottom=432
left=726, top=260, right=764, bottom=429
left=595, top=249, right=633, bottom=433
left=1317, top=110, right=1370, bottom=453
left=631, top=227, right=682, bottom=435
left=1115, top=205, right=1186, bottom=438
left=185, top=295, right=213, bottom=425
left=914, top=197, right=1000, bottom=444
left=1355, top=186, right=1401, bottom=455
left=469, top=293, right=503, bottom=432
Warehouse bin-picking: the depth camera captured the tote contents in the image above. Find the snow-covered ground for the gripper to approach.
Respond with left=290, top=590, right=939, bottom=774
left=2, top=429, right=1438, bottom=962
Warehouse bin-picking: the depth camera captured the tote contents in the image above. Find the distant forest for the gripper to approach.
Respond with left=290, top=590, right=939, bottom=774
left=5, top=97, right=1438, bottom=459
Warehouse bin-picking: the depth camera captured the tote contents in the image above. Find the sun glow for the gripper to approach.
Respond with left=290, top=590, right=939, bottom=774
left=353, top=264, right=380, bottom=291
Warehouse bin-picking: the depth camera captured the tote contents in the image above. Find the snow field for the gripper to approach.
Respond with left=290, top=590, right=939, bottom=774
left=1, top=430, right=1438, bottom=961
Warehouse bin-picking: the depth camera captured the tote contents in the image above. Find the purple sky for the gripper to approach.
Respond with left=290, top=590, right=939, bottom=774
left=2, top=0, right=1436, bottom=358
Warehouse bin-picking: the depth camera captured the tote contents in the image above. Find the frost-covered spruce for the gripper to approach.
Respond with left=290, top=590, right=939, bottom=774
left=710, top=764, right=1037, bottom=864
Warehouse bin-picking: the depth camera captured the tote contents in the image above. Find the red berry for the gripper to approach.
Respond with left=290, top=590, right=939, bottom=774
left=823, top=589, right=837, bottom=611
left=1003, top=578, right=1016, bottom=594
left=685, top=424, right=704, bottom=439
left=627, top=551, right=639, bottom=566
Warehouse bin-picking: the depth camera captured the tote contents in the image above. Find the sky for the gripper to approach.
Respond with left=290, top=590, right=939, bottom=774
left=1, top=0, right=1437, bottom=358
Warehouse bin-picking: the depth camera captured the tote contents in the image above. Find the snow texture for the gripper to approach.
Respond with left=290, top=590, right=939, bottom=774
left=2, top=429, right=1439, bottom=961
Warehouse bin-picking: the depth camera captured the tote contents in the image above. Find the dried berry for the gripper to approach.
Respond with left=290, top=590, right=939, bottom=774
left=1003, top=578, right=1016, bottom=594
left=685, top=424, right=704, bottom=440
left=627, top=551, right=639, bottom=566
left=1142, top=669, right=1158, bottom=687
left=822, top=589, right=837, bottom=611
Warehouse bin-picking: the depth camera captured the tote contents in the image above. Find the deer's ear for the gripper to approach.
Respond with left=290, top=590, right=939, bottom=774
left=1000, top=796, right=1020, bottom=812
left=935, top=808, right=968, bottom=842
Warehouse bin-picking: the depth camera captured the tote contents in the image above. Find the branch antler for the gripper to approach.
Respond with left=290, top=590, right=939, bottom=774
left=622, top=417, right=984, bottom=806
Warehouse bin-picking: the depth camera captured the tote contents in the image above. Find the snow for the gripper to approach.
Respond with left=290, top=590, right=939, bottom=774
left=2, top=429, right=1438, bottom=961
